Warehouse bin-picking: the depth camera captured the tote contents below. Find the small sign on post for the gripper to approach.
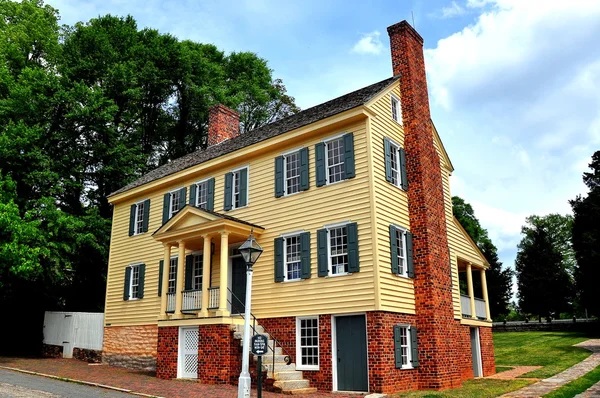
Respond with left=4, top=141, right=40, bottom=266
left=251, top=334, right=268, bottom=356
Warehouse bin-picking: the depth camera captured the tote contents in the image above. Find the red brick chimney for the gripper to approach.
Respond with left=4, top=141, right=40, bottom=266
left=207, top=104, right=240, bottom=146
left=387, top=21, right=461, bottom=389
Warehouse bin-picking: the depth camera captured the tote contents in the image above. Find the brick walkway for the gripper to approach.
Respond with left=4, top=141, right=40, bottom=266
left=498, top=339, right=600, bottom=398
left=574, top=380, right=600, bottom=397
left=486, top=366, right=542, bottom=381
left=0, top=357, right=360, bottom=398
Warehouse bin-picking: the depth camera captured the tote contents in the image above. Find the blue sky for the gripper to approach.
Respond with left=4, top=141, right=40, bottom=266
left=47, top=0, right=600, bottom=285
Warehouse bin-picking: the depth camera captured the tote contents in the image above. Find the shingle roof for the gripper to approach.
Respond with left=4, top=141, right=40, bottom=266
left=110, top=75, right=399, bottom=197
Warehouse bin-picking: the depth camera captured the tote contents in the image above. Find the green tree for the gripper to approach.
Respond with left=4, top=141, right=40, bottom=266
left=515, top=224, right=573, bottom=318
left=570, top=151, right=600, bottom=318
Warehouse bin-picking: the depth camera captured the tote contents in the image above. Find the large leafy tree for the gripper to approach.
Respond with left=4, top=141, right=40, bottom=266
left=570, top=151, right=600, bottom=318
left=452, top=196, right=513, bottom=319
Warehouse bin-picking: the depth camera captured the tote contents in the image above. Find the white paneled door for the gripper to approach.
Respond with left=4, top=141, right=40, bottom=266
left=179, top=327, right=199, bottom=378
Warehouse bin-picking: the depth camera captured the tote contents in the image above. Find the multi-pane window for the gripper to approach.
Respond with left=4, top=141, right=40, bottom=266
left=284, top=152, right=301, bottom=195
left=326, top=137, right=345, bottom=184
left=329, top=226, right=348, bottom=275
left=395, top=227, right=408, bottom=276
left=192, top=254, right=203, bottom=290
left=284, top=235, right=302, bottom=281
left=195, top=181, right=209, bottom=210
left=389, top=142, right=402, bottom=188
left=169, top=190, right=181, bottom=218
left=296, top=317, right=319, bottom=370
left=168, top=257, right=177, bottom=293
left=129, top=264, right=140, bottom=299
left=232, top=169, right=243, bottom=209
left=134, top=201, right=145, bottom=235
left=397, top=326, right=412, bottom=368
left=391, top=94, right=402, bottom=124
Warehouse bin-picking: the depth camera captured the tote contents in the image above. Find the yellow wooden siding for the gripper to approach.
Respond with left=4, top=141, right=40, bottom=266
left=366, top=85, right=415, bottom=314
left=105, top=120, right=375, bottom=326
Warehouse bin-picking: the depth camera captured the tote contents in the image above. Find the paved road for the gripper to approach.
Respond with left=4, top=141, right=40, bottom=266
left=0, top=369, right=132, bottom=398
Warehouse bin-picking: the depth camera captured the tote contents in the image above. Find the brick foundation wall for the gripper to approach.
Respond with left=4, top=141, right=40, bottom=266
left=156, top=326, right=178, bottom=379
left=197, top=324, right=238, bottom=384
left=103, top=325, right=158, bottom=371
left=42, top=344, right=63, bottom=358
left=479, top=327, right=496, bottom=376
left=208, top=104, right=239, bottom=146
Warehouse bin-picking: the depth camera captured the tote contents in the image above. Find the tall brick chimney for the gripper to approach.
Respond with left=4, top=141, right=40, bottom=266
left=387, top=21, right=461, bottom=389
left=207, top=104, right=240, bottom=146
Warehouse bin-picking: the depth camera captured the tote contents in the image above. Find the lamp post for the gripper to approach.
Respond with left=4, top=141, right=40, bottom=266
left=237, top=231, right=263, bottom=398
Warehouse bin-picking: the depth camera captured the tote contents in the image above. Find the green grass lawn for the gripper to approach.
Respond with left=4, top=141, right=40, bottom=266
left=393, top=379, right=533, bottom=398
left=494, top=331, right=592, bottom=378
left=544, top=364, right=600, bottom=398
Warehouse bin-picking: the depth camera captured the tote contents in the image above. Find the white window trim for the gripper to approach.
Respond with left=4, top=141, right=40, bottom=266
left=168, top=187, right=184, bottom=219
left=296, top=316, right=319, bottom=371
left=391, top=94, right=402, bottom=125
left=396, top=324, right=413, bottom=369
left=392, top=224, right=409, bottom=278
left=167, top=255, right=178, bottom=294
left=133, top=200, right=146, bottom=235
left=323, top=134, right=346, bottom=186
left=128, top=263, right=143, bottom=300
left=387, top=138, right=403, bottom=189
left=193, top=178, right=211, bottom=209
left=230, top=165, right=249, bottom=210
left=282, top=150, right=302, bottom=197
left=282, top=233, right=303, bottom=282
left=190, top=251, right=204, bottom=291
left=325, top=222, right=351, bottom=277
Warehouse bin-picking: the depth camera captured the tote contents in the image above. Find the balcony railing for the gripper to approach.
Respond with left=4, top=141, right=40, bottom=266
left=461, top=295, right=487, bottom=319
left=166, top=292, right=176, bottom=313
left=182, top=289, right=202, bottom=312
left=208, top=287, right=219, bottom=309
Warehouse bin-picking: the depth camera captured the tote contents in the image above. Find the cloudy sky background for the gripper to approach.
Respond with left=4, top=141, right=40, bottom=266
left=47, top=0, right=600, bottom=284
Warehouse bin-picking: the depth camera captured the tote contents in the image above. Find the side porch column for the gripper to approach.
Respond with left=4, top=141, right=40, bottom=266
left=466, top=262, right=477, bottom=319
left=201, top=235, right=211, bottom=317
left=160, top=243, right=171, bottom=317
left=175, top=240, right=186, bottom=315
left=216, top=231, right=230, bottom=316
left=480, top=269, right=492, bottom=321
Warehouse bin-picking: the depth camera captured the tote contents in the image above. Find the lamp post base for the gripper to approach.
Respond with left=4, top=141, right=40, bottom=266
left=238, top=374, right=251, bottom=398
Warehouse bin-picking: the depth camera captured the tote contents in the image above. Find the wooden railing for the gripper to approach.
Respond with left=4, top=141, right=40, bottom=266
left=461, top=295, right=487, bottom=319
left=166, top=292, right=176, bottom=313
left=208, top=287, right=219, bottom=309
left=182, top=289, right=202, bottom=311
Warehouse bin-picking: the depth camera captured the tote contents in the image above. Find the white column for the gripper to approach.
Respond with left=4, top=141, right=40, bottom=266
left=217, top=232, right=230, bottom=316
left=481, top=269, right=492, bottom=321
left=160, top=244, right=171, bottom=317
left=175, top=241, right=186, bottom=315
left=466, top=262, right=476, bottom=319
left=201, top=235, right=211, bottom=317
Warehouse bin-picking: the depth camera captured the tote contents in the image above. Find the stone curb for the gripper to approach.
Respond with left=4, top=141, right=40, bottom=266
left=0, top=366, right=164, bottom=398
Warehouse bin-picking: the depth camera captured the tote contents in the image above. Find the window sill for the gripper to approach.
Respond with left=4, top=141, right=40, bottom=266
left=395, top=273, right=411, bottom=279
left=400, top=365, right=414, bottom=370
left=229, top=205, right=248, bottom=211
left=297, top=366, right=319, bottom=371
left=326, top=272, right=351, bottom=278
left=283, top=278, right=302, bottom=283
left=324, top=178, right=347, bottom=187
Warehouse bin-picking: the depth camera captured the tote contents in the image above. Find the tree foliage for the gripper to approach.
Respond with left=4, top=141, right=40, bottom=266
left=570, top=151, right=600, bottom=318
left=0, top=0, right=298, bottom=354
left=452, top=196, right=514, bottom=319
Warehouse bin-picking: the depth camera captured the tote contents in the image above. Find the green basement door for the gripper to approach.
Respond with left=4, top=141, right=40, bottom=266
left=335, top=315, right=368, bottom=392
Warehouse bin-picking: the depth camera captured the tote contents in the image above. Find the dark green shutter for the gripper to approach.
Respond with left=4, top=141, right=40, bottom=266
left=300, top=147, right=309, bottom=191
left=129, top=205, right=136, bottom=236
left=315, top=143, right=326, bottom=187
left=189, top=184, right=197, bottom=206
left=274, top=237, right=284, bottom=282
left=207, top=178, right=215, bottom=211
left=162, top=193, right=170, bottom=224
left=224, top=172, right=233, bottom=211
left=137, top=264, right=145, bottom=299
left=317, top=229, right=328, bottom=277
left=239, top=168, right=248, bottom=207
left=123, top=267, right=131, bottom=301
left=347, top=222, right=359, bottom=273
left=185, top=255, right=193, bottom=290
left=384, top=138, right=393, bottom=183
left=178, top=187, right=187, bottom=210
left=300, top=232, right=311, bottom=279
left=343, top=133, right=355, bottom=179
left=275, top=156, right=284, bottom=197
left=393, top=325, right=402, bottom=369
left=410, top=326, right=419, bottom=367
left=400, top=147, right=408, bottom=190
left=390, top=225, right=399, bottom=274
left=158, top=260, right=163, bottom=297
left=407, top=232, right=414, bottom=278
left=142, top=199, right=150, bottom=232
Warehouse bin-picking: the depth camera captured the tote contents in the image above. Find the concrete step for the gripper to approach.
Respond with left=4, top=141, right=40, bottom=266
left=254, top=354, right=290, bottom=364
left=274, top=379, right=310, bottom=390
left=274, top=370, right=304, bottom=381
left=264, top=362, right=297, bottom=373
left=284, top=387, right=318, bottom=395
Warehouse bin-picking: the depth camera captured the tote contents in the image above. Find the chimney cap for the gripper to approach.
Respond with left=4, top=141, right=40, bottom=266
left=387, top=20, right=424, bottom=45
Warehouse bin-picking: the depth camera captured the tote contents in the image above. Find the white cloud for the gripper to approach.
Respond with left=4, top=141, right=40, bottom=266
left=438, top=1, right=467, bottom=18
left=351, top=31, right=384, bottom=55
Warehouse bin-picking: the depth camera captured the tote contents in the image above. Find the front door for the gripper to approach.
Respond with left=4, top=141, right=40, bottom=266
left=231, top=257, right=247, bottom=314
left=335, top=315, right=368, bottom=392
left=179, top=327, right=199, bottom=379
left=470, top=327, right=483, bottom=377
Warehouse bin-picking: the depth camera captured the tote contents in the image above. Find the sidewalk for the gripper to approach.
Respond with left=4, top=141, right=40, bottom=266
left=0, top=357, right=360, bottom=398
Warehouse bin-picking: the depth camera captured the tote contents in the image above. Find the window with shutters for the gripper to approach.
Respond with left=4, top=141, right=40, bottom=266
left=169, top=189, right=182, bottom=218
left=284, top=234, right=302, bottom=281
left=192, top=254, right=203, bottom=290
left=396, top=325, right=412, bottom=368
left=325, top=137, right=345, bottom=184
left=133, top=201, right=145, bottom=235
left=231, top=167, right=248, bottom=209
left=296, top=316, right=319, bottom=370
left=328, top=225, right=348, bottom=275
left=284, top=151, right=301, bottom=195
left=395, top=227, right=408, bottom=277
left=391, top=94, right=402, bottom=125
left=195, top=180, right=209, bottom=210
left=168, top=257, right=177, bottom=293
left=389, top=141, right=402, bottom=188
left=129, top=264, right=141, bottom=300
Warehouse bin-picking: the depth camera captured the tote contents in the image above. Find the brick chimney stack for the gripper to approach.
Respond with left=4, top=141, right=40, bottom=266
left=207, top=104, right=240, bottom=147
left=387, top=21, right=461, bottom=389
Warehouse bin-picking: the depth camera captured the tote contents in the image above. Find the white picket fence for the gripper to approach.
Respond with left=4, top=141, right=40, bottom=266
left=43, top=311, right=104, bottom=358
